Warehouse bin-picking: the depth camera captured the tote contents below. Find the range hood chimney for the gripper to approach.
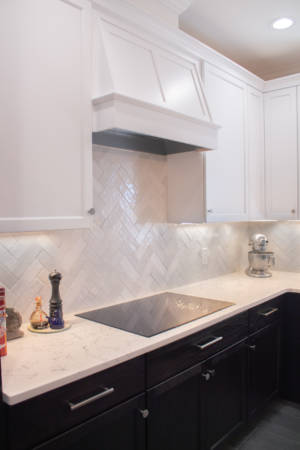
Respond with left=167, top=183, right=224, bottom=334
left=92, top=2, right=220, bottom=154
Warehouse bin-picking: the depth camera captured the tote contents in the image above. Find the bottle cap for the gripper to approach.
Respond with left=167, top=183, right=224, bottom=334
left=0, top=287, right=5, bottom=296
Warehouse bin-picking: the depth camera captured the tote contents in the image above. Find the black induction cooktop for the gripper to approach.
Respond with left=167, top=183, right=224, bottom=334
left=76, top=292, right=234, bottom=337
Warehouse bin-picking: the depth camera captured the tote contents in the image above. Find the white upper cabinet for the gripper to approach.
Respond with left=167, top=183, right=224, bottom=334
left=204, top=63, right=248, bottom=222
left=264, top=87, right=298, bottom=220
left=0, top=0, right=93, bottom=232
left=247, top=87, right=265, bottom=220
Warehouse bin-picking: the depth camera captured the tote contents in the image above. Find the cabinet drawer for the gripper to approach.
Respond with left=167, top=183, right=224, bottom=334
left=6, top=356, right=145, bottom=450
left=147, top=312, right=248, bottom=387
left=249, top=297, right=282, bottom=333
left=33, top=394, right=146, bottom=450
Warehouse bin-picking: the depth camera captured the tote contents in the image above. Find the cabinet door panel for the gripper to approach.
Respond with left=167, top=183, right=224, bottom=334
left=0, top=0, right=92, bottom=232
left=0, top=359, right=6, bottom=450
left=264, top=87, right=298, bottom=220
left=201, top=342, right=247, bottom=450
left=247, top=87, right=265, bottom=220
left=281, top=293, right=300, bottom=403
left=204, top=63, right=247, bottom=222
left=248, top=323, right=280, bottom=418
left=34, top=394, right=146, bottom=450
left=147, top=364, right=202, bottom=450
left=155, top=53, right=206, bottom=119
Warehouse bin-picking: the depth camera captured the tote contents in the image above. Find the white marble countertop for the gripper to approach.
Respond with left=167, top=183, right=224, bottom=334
left=3, top=270, right=300, bottom=405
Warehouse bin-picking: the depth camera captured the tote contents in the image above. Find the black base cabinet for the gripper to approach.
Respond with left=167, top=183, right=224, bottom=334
left=147, top=341, right=247, bottom=450
left=33, top=394, right=146, bottom=450
left=281, top=293, right=300, bottom=403
left=247, top=322, right=281, bottom=418
left=5, top=357, right=146, bottom=450
left=0, top=358, right=7, bottom=450
left=147, top=364, right=202, bottom=450
left=201, top=342, right=247, bottom=450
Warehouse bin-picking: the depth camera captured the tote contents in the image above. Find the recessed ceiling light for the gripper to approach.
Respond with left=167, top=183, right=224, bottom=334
left=272, top=17, right=294, bottom=30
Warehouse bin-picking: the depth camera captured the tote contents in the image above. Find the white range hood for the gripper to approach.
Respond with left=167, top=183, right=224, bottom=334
left=92, top=3, right=220, bottom=154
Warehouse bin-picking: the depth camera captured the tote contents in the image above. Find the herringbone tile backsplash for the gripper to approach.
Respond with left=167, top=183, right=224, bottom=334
left=1, top=145, right=297, bottom=322
left=247, top=221, right=300, bottom=271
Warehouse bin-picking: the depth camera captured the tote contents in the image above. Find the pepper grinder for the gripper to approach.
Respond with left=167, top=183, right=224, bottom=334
left=49, top=270, right=64, bottom=329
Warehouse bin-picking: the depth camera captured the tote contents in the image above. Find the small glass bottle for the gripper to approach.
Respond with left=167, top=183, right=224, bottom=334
left=30, top=296, right=49, bottom=330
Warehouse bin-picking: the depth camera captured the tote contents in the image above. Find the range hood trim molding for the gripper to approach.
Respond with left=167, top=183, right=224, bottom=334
left=93, top=92, right=220, bottom=151
left=93, top=93, right=220, bottom=129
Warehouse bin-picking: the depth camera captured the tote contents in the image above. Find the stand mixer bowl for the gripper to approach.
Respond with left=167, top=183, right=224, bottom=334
left=247, top=233, right=275, bottom=278
left=247, top=251, right=275, bottom=278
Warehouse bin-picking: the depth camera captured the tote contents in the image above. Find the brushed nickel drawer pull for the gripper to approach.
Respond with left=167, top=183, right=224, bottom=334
left=194, top=336, right=223, bottom=350
left=68, top=387, right=115, bottom=411
left=259, top=307, right=278, bottom=317
left=248, top=344, right=256, bottom=351
left=139, top=409, right=149, bottom=419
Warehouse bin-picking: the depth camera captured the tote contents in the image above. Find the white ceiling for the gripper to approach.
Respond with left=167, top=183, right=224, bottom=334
left=179, top=0, right=300, bottom=80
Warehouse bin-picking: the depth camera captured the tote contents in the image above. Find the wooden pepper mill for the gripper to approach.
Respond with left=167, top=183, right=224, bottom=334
left=49, top=270, right=64, bottom=329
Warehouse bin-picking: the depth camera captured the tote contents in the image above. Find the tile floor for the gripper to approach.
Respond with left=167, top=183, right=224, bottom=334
left=222, top=400, right=300, bottom=449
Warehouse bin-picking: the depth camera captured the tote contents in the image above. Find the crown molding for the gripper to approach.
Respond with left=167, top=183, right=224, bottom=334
left=159, top=0, right=193, bottom=15
left=264, top=73, right=300, bottom=92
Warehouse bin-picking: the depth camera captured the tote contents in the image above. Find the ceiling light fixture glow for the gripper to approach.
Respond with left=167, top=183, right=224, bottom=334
left=272, top=17, right=294, bottom=30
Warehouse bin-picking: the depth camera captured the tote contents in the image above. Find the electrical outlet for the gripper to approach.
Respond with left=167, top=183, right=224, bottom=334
left=201, top=247, right=209, bottom=265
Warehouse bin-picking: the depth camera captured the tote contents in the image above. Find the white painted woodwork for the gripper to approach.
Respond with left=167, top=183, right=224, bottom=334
left=125, top=0, right=193, bottom=29
left=92, top=0, right=264, bottom=92
left=247, top=87, right=265, bottom=220
left=92, top=17, right=220, bottom=150
left=93, top=94, right=219, bottom=150
left=264, top=87, right=298, bottom=220
left=264, top=74, right=300, bottom=93
left=204, top=63, right=248, bottom=222
left=0, top=0, right=93, bottom=232
left=167, top=152, right=205, bottom=223
left=298, top=87, right=300, bottom=217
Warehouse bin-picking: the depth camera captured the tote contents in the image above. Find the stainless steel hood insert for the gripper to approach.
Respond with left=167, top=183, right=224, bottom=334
left=92, top=128, right=208, bottom=155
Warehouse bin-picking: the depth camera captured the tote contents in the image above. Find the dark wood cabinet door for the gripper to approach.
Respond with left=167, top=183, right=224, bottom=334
left=33, top=394, right=146, bottom=450
left=281, top=293, right=300, bottom=403
left=0, top=358, right=8, bottom=450
left=147, top=363, right=202, bottom=450
left=248, top=322, right=280, bottom=418
left=200, top=341, right=247, bottom=450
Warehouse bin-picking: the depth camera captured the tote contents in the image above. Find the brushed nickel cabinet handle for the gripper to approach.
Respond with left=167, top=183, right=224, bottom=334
left=201, top=372, right=211, bottom=382
left=248, top=344, right=256, bottom=351
left=259, top=307, right=278, bottom=317
left=139, top=409, right=149, bottom=419
left=68, top=387, right=115, bottom=411
left=194, top=336, right=223, bottom=350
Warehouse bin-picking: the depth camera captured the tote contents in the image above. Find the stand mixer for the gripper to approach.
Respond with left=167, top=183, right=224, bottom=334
left=247, top=233, right=275, bottom=278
